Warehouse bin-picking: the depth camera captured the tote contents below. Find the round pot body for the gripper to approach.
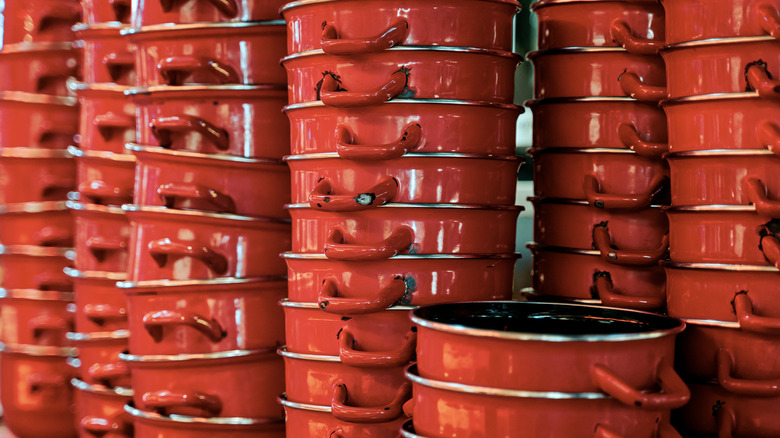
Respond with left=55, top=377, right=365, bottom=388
left=287, top=153, right=520, bottom=206
left=0, top=43, right=81, bottom=96
left=283, top=252, right=516, bottom=308
left=129, top=144, right=289, bottom=218
left=127, top=22, right=286, bottom=87
left=75, top=24, right=136, bottom=86
left=281, top=0, right=519, bottom=54
left=124, top=205, right=290, bottom=281
left=0, top=201, right=73, bottom=247
left=72, top=379, right=133, bottom=438
left=131, top=0, right=286, bottom=27
left=530, top=48, right=666, bottom=100
left=129, top=85, right=288, bottom=160
left=0, top=344, right=78, bottom=438
left=127, top=404, right=285, bottom=438
left=0, top=289, right=73, bottom=346
left=81, top=0, right=131, bottom=25
left=70, top=202, right=131, bottom=272
left=121, top=349, right=284, bottom=419
left=72, top=83, right=136, bottom=154
left=0, top=91, right=78, bottom=150
left=118, top=277, right=286, bottom=355
left=280, top=395, right=405, bottom=437
left=68, top=331, right=130, bottom=389
left=0, top=148, right=76, bottom=204
left=66, top=269, right=128, bottom=333
left=286, top=99, right=522, bottom=156
left=0, top=246, right=75, bottom=291
left=2, top=0, right=80, bottom=45
left=663, top=0, right=780, bottom=44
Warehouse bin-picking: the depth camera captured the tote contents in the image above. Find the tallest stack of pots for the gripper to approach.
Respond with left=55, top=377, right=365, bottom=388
left=278, top=0, right=523, bottom=436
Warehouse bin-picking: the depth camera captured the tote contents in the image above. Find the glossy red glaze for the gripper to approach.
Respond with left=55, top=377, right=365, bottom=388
left=123, top=349, right=284, bottom=419
left=0, top=43, right=81, bottom=96
left=74, top=151, right=135, bottom=208
left=2, top=0, right=80, bottom=44
left=132, top=0, right=286, bottom=27
left=281, top=396, right=406, bottom=438
left=81, top=0, right=131, bottom=24
left=664, top=0, right=780, bottom=44
left=0, top=290, right=73, bottom=346
left=67, top=270, right=128, bottom=333
left=127, top=23, right=286, bottom=87
left=72, top=83, right=136, bottom=155
left=530, top=49, right=665, bottom=100
left=124, top=205, right=290, bottom=282
left=119, top=278, right=285, bottom=355
left=71, top=203, right=130, bottom=273
left=129, top=408, right=284, bottom=438
left=130, top=144, right=289, bottom=219
left=282, top=0, right=518, bottom=54
left=0, top=246, right=74, bottom=291
left=283, top=48, right=519, bottom=105
left=0, top=346, right=77, bottom=438
left=73, top=380, right=133, bottom=438
left=0, top=149, right=75, bottom=204
left=0, top=92, right=78, bottom=150
left=0, top=202, right=73, bottom=247
left=69, top=332, right=131, bottom=389
left=75, top=24, right=136, bottom=86
left=130, top=85, right=288, bottom=159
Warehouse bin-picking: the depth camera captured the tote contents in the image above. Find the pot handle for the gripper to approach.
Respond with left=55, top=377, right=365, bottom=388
left=339, top=327, right=416, bottom=368
left=37, top=125, right=76, bottom=146
left=592, top=224, right=668, bottom=266
left=41, top=174, right=76, bottom=199
left=34, top=272, right=72, bottom=292
left=78, top=180, right=133, bottom=205
left=324, top=226, right=414, bottom=261
left=756, top=4, right=780, bottom=39
left=142, top=390, right=223, bottom=417
left=148, top=238, right=229, bottom=275
left=743, top=176, right=780, bottom=217
left=746, top=63, right=780, bottom=99
left=617, top=123, right=668, bottom=158
left=336, top=123, right=423, bottom=160
left=321, top=18, right=409, bottom=55
left=308, top=176, right=398, bottom=212
left=151, top=115, right=230, bottom=151
left=717, top=348, right=780, bottom=396
left=758, top=120, right=780, bottom=156
left=733, top=290, right=780, bottom=335
left=87, top=236, right=129, bottom=262
left=88, top=361, right=130, bottom=386
left=159, top=0, right=238, bottom=17
left=592, top=271, right=665, bottom=311
left=318, top=276, right=407, bottom=314
left=157, top=182, right=237, bottom=214
left=109, top=0, right=131, bottom=22
left=583, top=173, right=668, bottom=210
left=83, top=303, right=128, bottom=325
left=30, top=314, right=71, bottom=341
left=594, top=422, right=683, bottom=438
left=36, top=61, right=80, bottom=94
left=143, top=309, right=226, bottom=343
left=591, top=360, right=690, bottom=410
left=28, top=373, right=67, bottom=393
left=331, top=381, right=412, bottom=423
left=158, top=56, right=239, bottom=86
left=103, top=52, right=135, bottom=83
left=33, top=226, right=74, bottom=247
left=618, top=71, right=667, bottom=101
left=81, top=415, right=132, bottom=438
left=320, top=70, right=409, bottom=108
left=94, top=112, right=135, bottom=142
left=609, top=19, right=663, bottom=55
left=35, top=4, right=81, bottom=33
left=716, top=403, right=738, bottom=438
left=760, top=233, right=780, bottom=269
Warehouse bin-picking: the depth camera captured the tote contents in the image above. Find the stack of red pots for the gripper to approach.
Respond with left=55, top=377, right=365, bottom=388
left=0, top=1, right=83, bottom=437
left=277, top=0, right=522, bottom=435
left=526, top=0, right=671, bottom=312
left=113, top=1, right=291, bottom=437
left=656, top=1, right=780, bottom=435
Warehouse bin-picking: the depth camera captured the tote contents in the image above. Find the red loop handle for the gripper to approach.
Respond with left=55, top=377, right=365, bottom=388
left=609, top=19, right=664, bottom=55
left=339, top=327, right=416, bottom=368
left=159, top=0, right=238, bottom=17
left=34, top=226, right=73, bottom=247
left=157, top=182, right=236, bottom=214
left=734, top=290, right=780, bottom=335
left=592, top=225, right=668, bottom=266
left=591, top=360, right=690, bottom=410
left=83, top=304, right=127, bottom=325
left=151, top=115, right=229, bottom=151
left=757, top=120, right=780, bottom=156
left=321, top=18, right=409, bottom=55
left=308, top=176, right=398, bottom=212
left=94, top=112, right=135, bottom=142
left=81, top=414, right=132, bottom=438
left=88, top=361, right=129, bottom=386
left=28, top=373, right=67, bottom=393
left=746, top=64, right=780, bottom=99
left=756, top=4, right=780, bottom=39
left=142, top=390, right=223, bottom=417
left=34, top=272, right=72, bottom=292
left=331, top=381, right=412, bottom=423
left=78, top=180, right=133, bottom=205
left=717, top=348, right=780, bottom=396
left=336, top=123, right=423, bottom=160
left=30, top=314, right=70, bottom=341
left=321, top=70, right=408, bottom=107
left=35, top=4, right=81, bottom=33
left=716, top=404, right=737, bottom=438
left=87, top=236, right=128, bottom=263
left=147, top=238, right=228, bottom=275
left=158, top=56, right=239, bottom=86
left=324, top=226, right=414, bottom=261
left=37, top=124, right=76, bottom=146
left=109, top=0, right=131, bottom=22
left=143, top=309, right=226, bottom=343
left=761, top=233, right=780, bottom=268
left=103, top=53, right=135, bottom=83
left=583, top=173, right=667, bottom=210
left=593, top=274, right=665, bottom=311
left=318, top=276, right=407, bottom=315
left=743, top=176, right=780, bottom=217
left=618, top=72, right=667, bottom=101
left=617, top=123, right=668, bottom=158
left=41, top=174, right=75, bottom=199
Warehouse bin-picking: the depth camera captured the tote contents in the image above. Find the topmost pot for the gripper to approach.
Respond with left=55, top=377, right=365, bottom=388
left=662, top=0, right=780, bottom=45
left=131, top=0, right=287, bottom=27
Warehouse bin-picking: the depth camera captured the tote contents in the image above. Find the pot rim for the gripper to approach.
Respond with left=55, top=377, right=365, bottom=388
left=520, top=287, right=602, bottom=306
left=662, top=261, right=780, bottom=273
left=400, top=419, right=420, bottom=438
left=661, top=91, right=760, bottom=106
left=0, top=288, right=73, bottom=301
left=123, top=20, right=286, bottom=36
left=119, top=347, right=277, bottom=363
left=285, top=203, right=522, bottom=211
left=67, top=330, right=130, bottom=342
left=0, top=342, right=76, bottom=357
left=121, top=204, right=291, bottom=225
left=280, top=298, right=416, bottom=311
left=679, top=318, right=741, bottom=329
left=528, top=196, right=664, bottom=208
left=69, top=81, right=134, bottom=94
left=127, top=143, right=285, bottom=166
left=666, top=149, right=778, bottom=158
left=0, top=201, right=69, bottom=214
left=282, top=45, right=520, bottom=63
left=663, top=205, right=760, bottom=212
left=280, top=251, right=522, bottom=260
left=283, top=152, right=521, bottom=162
left=527, top=147, right=638, bottom=156
left=0, top=42, right=76, bottom=53
left=527, top=47, right=631, bottom=58
left=66, top=200, right=126, bottom=215
left=126, top=84, right=287, bottom=97
left=531, top=0, right=659, bottom=9
left=117, top=275, right=287, bottom=290
left=68, top=145, right=137, bottom=163
left=0, top=244, right=75, bottom=258
left=0, top=147, right=72, bottom=158
left=277, top=393, right=333, bottom=413
left=0, top=90, right=78, bottom=106
left=663, top=35, right=776, bottom=52
left=124, top=403, right=284, bottom=425
left=280, top=0, right=520, bottom=14
left=71, top=378, right=134, bottom=396
left=64, top=267, right=127, bottom=281
left=284, top=98, right=523, bottom=112
left=72, top=22, right=127, bottom=32
left=526, top=243, right=604, bottom=257
left=524, top=96, right=654, bottom=106
left=277, top=346, right=340, bottom=363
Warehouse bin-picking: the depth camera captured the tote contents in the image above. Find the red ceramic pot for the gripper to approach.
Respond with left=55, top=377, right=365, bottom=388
left=0, top=43, right=81, bottom=96
left=288, top=204, right=520, bottom=256
left=532, top=198, right=668, bottom=263
left=2, top=0, right=80, bottom=45
left=532, top=148, right=670, bottom=210
left=65, top=269, right=128, bottom=333
left=663, top=92, right=780, bottom=154
left=117, top=277, right=286, bottom=355
left=283, top=252, right=516, bottom=309
left=287, top=153, right=520, bottom=207
left=71, top=83, right=136, bottom=155
left=0, top=148, right=75, bottom=204
left=663, top=0, right=780, bottom=44
left=74, top=24, right=136, bottom=86
left=131, top=0, right=286, bottom=27
left=72, top=147, right=135, bottom=207
left=529, top=244, right=667, bottom=311
left=124, top=205, right=290, bottom=281
left=0, top=344, right=78, bottom=438
left=0, top=289, right=73, bottom=346
left=0, top=201, right=73, bottom=247
left=128, top=85, right=288, bottom=159
left=70, top=202, right=130, bottom=273
left=121, top=349, right=284, bottom=419
left=661, top=36, right=780, bottom=99
left=533, top=0, right=664, bottom=53
left=72, top=379, right=133, bottom=438
left=81, top=0, right=131, bottom=25
left=126, top=22, right=286, bottom=87
left=128, top=144, right=289, bottom=218
left=68, top=331, right=131, bottom=389
left=406, top=364, right=682, bottom=438
left=666, top=206, right=780, bottom=267
left=528, top=98, right=668, bottom=158
left=283, top=47, right=519, bottom=105
left=0, top=246, right=75, bottom=291
left=281, top=0, right=519, bottom=54
left=286, top=99, right=522, bottom=156
left=280, top=395, right=406, bottom=437
left=125, top=404, right=284, bottom=438
left=530, top=48, right=666, bottom=101
left=0, top=91, right=78, bottom=150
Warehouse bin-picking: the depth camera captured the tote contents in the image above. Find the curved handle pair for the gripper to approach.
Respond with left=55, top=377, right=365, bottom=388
left=34, top=226, right=73, bottom=247
left=142, top=390, right=223, bottom=417
left=592, top=224, right=668, bottom=266
left=339, top=327, right=416, bottom=368
left=583, top=173, right=668, bottom=210
left=88, top=361, right=129, bottom=387
left=81, top=414, right=132, bottom=438
left=591, top=360, right=690, bottom=410
left=109, top=0, right=131, bottom=22
left=717, top=348, right=780, bottom=396
left=336, top=123, right=423, bottom=160
left=331, top=381, right=412, bottom=423
left=143, top=309, right=226, bottom=343
left=595, top=422, right=682, bottom=438
left=158, top=56, right=239, bottom=86
left=324, top=226, right=413, bottom=261
left=83, top=303, right=127, bottom=326
left=157, top=182, right=236, bottom=214
left=151, top=115, right=229, bottom=151
left=86, top=236, right=128, bottom=263
left=592, top=271, right=665, bottom=311
left=733, top=291, right=780, bottom=335
left=103, top=53, right=135, bottom=83
left=618, top=72, right=667, bottom=101
left=746, top=63, right=780, bottom=99
left=609, top=19, right=663, bottom=55
left=30, top=314, right=71, bottom=342
left=78, top=180, right=133, bottom=205
left=743, top=176, right=780, bottom=217
left=320, top=70, right=409, bottom=107
left=321, top=18, right=409, bottom=55
left=617, top=123, right=668, bottom=158
left=159, top=0, right=238, bottom=18
left=308, top=176, right=398, bottom=211
left=94, top=112, right=135, bottom=142
left=318, top=276, right=407, bottom=314
left=148, top=238, right=228, bottom=275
